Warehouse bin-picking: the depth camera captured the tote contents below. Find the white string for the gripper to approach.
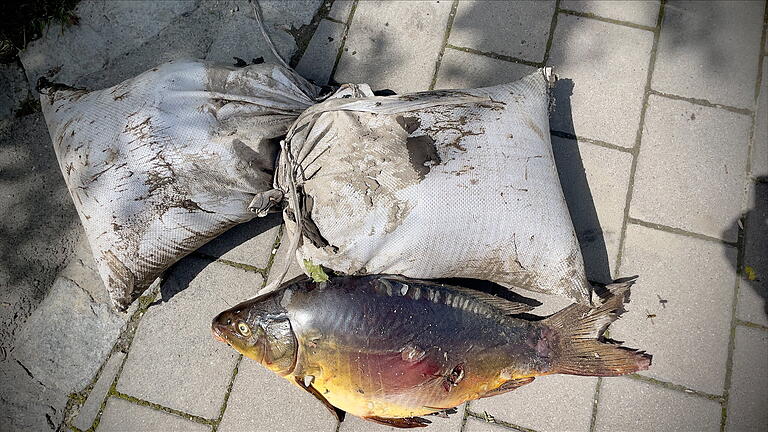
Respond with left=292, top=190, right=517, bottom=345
left=250, top=0, right=291, bottom=70
left=257, top=138, right=304, bottom=296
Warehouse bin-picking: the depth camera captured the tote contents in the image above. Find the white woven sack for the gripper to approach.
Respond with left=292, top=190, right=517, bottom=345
left=40, top=59, right=321, bottom=310
left=275, top=69, right=591, bottom=304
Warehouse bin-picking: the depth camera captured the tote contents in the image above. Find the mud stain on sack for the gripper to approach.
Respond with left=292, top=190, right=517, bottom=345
left=396, top=116, right=421, bottom=134
left=525, top=116, right=546, bottom=142
left=406, top=135, right=440, bottom=179
left=555, top=246, right=590, bottom=303
left=421, top=110, right=484, bottom=153
left=104, top=250, right=136, bottom=310
left=459, top=245, right=540, bottom=294
left=385, top=200, right=413, bottom=234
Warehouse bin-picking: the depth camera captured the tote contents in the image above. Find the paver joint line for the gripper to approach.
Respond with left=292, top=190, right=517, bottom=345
left=614, top=0, right=666, bottom=276
left=648, top=89, right=754, bottom=116
left=721, top=6, right=768, bottom=427
left=747, top=5, right=768, bottom=178
left=735, top=319, right=768, bottom=331
left=626, top=374, right=725, bottom=403
left=110, top=391, right=216, bottom=426
left=429, top=0, right=459, bottom=91
left=324, top=16, right=346, bottom=25
left=542, top=0, right=561, bottom=64
left=588, top=377, right=602, bottom=432
left=557, top=8, right=656, bottom=33
left=466, top=410, right=537, bottom=432
left=720, top=195, right=746, bottom=432
left=627, top=217, right=738, bottom=247
left=458, top=402, right=470, bottom=432
left=191, top=251, right=267, bottom=276
left=211, top=354, right=243, bottom=432
left=87, top=292, right=158, bottom=432
left=329, top=0, right=359, bottom=83
left=445, top=44, right=543, bottom=68
left=549, top=130, right=633, bottom=154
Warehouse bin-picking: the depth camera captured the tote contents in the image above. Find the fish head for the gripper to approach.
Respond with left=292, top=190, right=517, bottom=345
left=211, top=292, right=298, bottom=375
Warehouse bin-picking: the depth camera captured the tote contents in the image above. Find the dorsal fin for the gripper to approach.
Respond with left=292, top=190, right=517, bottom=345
left=380, top=276, right=534, bottom=315
left=443, top=284, right=535, bottom=315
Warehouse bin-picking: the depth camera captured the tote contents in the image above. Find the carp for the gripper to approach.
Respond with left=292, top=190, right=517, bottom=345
left=211, top=275, right=651, bottom=428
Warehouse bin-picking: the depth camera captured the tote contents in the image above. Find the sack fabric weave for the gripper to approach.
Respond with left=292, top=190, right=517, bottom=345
left=41, top=59, right=321, bottom=309
left=276, top=69, right=591, bottom=304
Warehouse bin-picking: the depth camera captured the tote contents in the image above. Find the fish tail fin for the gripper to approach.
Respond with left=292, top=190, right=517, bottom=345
left=543, top=277, right=652, bottom=377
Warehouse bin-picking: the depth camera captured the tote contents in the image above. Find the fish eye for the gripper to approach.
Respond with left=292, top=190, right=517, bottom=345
left=237, top=322, right=251, bottom=336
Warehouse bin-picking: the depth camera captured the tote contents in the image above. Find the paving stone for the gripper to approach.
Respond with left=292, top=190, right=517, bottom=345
left=117, top=259, right=263, bottom=418
left=0, top=62, right=31, bottom=126
left=738, top=181, right=768, bottom=327
left=73, top=352, right=126, bottom=431
left=552, top=137, right=633, bottom=284
left=334, top=0, right=453, bottom=93
left=464, top=417, right=517, bottom=432
left=339, top=405, right=464, bottom=432
left=20, top=1, right=199, bottom=86
left=630, top=95, right=750, bottom=242
left=594, top=377, right=721, bottom=432
left=448, top=0, right=555, bottom=63
left=651, top=0, right=765, bottom=109
left=0, top=358, right=69, bottom=432
left=752, top=56, right=768, bottom=178
left=203, top=0, right=321, bottom=67
left=12, top=273, right=129, bottom=394
left=197, top=213, right=281, bottom=269
left=296, top=19, right=346, bottom=86
left=434, top=48, right=535, bottom=90
left=548, top=14, right=654, bottom=148
left=20, top=1, right=323, bottom=90
left=76, top=3, right=215, bottom=89
left=97, top=397, right=211, bottom=432
left=560, top=1, right=660, bottom=27
left=328, top=0, right=354, bottom=22
left=218, top=359, right=337, bottom=432
left=614, top=224, right=736, bottom=395
left=726, top=326, right=768, bottom=432
left=471, top=375, right=596, bottom=432
left=0, top=112, right=80, bottom=355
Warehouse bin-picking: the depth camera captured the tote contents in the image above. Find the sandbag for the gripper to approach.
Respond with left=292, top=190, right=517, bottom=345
left=275, top=69, right=592, bottom=304
left=40, top=59, right=321, bottom=310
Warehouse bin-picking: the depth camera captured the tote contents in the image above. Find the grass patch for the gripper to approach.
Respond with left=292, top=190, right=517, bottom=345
left=1, top=0, right=80, bottom=63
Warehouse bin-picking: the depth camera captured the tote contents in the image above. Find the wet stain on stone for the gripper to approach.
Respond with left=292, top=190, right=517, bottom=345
left=406, top=135, right=440, bottom=179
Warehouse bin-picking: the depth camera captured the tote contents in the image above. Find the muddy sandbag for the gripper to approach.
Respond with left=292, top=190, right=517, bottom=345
left=273, top=69, right=592, bottom=304
left=39, top=59, right=322, bottom=310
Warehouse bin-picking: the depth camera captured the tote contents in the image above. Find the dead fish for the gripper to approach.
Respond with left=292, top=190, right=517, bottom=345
left=211, top=275, right=651, bottom=428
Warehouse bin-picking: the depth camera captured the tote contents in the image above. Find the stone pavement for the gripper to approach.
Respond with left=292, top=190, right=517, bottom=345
left=2, top=0, right=767, bottom=431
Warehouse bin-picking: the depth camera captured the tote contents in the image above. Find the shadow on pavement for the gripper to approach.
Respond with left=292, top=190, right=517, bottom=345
left=198, top=212, right=282, bottom=260
left=157, top=212, right=281, bottom=304
left=550, top=78, right=613, bottom=285
left=726, top=178, right=768, bottom=320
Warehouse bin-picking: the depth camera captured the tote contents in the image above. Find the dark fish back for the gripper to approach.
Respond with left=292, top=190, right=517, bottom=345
left=283, top=276, right=534, bottom=354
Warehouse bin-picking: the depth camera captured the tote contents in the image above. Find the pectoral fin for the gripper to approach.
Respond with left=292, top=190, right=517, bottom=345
left=480, top=377, right=535, bottom=398
left=294, top=376, right=346, bottom=422
left=364, top=416, right=432, bottom=428
left=424, top=406, right=458, bottom=418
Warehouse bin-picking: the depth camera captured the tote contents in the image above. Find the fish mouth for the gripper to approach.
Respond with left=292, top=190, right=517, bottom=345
left=211, top=324, right=228, bottom=344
